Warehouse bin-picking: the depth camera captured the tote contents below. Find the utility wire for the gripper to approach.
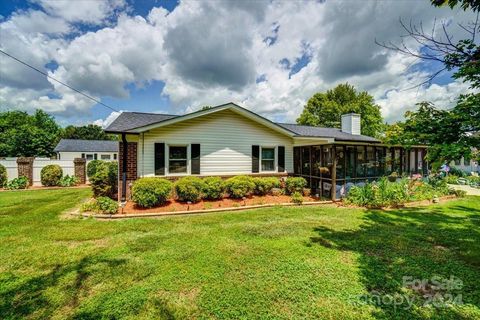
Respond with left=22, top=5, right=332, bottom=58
left=0, top=49, right=119, bottom=112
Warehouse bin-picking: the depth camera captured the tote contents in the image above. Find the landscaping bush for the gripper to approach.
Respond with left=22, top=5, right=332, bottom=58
left=175, top=176, right=206, bottom=202
left=58, top=175, right=79, bottom=187
left=90, top=161, right=118, bottom=198
left=291, top=191, right=303, bottom=204
left=225, top=175, right=255, bottom=198
left=87, top=160, right=103, bottom=178
left=452, top=189, right=467, bottom=198
left=40, top=164, right=63, bottom=186
left=80, top=197, right=118, bottom=214
left=0, top=164, right=7, bottom=187
left=449, top=167, right=467, bottom=177
left=6, top=176, right=29, bottom=190
left=131, top=177, right=172, bottom=208
left=345, top=176, right=451, bottom=207
left=444, top=174, right=459, bottom=184
left=96, top=197, right=118, bottom=214
left=285, top=177, right=307, bottom=194
left=202, top=176, right=225, bottom=200
left=253, top=177, right=281, bottom=195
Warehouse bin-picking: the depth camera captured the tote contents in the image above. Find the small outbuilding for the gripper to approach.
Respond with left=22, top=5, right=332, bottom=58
left=54, top=139, right=118, bottom=161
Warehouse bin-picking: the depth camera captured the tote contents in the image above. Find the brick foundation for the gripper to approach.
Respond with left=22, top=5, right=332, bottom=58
left=119, top=142, right=137, bottom=200
left=74, top=158, right=86, bottom=184
left=17, top=157, right=34, bottom=186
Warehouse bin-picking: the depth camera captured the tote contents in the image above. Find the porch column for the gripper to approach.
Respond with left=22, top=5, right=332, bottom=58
left=331, top=146, right=336, bottom=201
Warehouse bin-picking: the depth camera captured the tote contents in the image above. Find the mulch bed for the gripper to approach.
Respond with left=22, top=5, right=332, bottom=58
left=122, top=194, right=321, bottom=214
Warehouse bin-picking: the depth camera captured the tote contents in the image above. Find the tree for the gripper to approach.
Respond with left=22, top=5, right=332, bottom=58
left=377, top=0, right=480, bottom=165
left=0, top=110, right=61, bottom=157
left=200, top=105, right=213, bottom=111
left=61, top=124, right=116, bottom=140
left=296, top=84, right=384, bottom=137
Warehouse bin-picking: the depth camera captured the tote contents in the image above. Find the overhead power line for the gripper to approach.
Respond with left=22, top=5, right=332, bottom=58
left=0, top=49, right=119, bottom=113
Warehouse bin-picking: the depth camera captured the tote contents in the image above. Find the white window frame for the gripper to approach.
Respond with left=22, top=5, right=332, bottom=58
left=100, top=154, right=111, bottom=160
left=166, top=144, right=190, bottom=176
left=260, top=146, right=276, bottom=172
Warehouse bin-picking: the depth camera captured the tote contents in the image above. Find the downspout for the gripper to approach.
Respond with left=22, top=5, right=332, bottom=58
left=121, top=133, right=128, bottom=202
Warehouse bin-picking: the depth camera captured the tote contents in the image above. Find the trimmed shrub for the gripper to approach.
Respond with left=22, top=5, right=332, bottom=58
left=253, top=177, right=281, bottom=195
left=40, top=164, right=63, bottom=186
left=90, top=161, right=118, bottom=198
left=87, top=160, right=103, bottom=178
left=6, top=176, right=29, bottom=190
left=225, top=175, right=255, bottom=198
left=175, top=176, right=206, bottom=202
left=132, top=177, right=172, bottom=208
left=58, top=175, right=79, bottom=187
left=285, top=177, right=307, bottom=194
left=0, top=164, right=7, bottom=187
left=291, top=191, right=303, bottom=204
left=202, top=177, right=225, bottom=200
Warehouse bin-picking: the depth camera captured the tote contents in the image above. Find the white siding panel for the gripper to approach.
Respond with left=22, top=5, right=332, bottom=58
left=139, top=109, right=294, bottom=177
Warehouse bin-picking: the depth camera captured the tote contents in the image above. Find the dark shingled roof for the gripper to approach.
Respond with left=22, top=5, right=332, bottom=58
left=276, top=123, right=381, bottom=142
left=104, top=109, right=380, bottom=143
left=54, top=139, right=119, bottom=152
left=105, top=112, right=178, bottom=133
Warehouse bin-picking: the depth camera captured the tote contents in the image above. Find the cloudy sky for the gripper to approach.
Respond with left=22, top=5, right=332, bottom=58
left=0, top=0, right=475, bottom=127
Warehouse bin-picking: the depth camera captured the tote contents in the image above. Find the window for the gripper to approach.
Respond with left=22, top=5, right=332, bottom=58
left=301, top=147, right=310, bottom=175
left=261, top=147, right=275, bottom=171
left=85, top=154, right=94, bottom=160
left=169, top=146, right=187, bottom=174
left=101, top=154, right=111, bottom=160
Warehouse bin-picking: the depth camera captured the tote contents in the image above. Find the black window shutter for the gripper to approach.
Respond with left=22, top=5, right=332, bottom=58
left=278, top=146, right=285, bottom=172
left=94, top=153, right=98, bottom=160
left=191, top=144, right=200, bottom=174
left=252, top=145, right=259, bottom=173
left=154, top=143, right=165, bottom=175
left=81, top=153, right=85, bottom=159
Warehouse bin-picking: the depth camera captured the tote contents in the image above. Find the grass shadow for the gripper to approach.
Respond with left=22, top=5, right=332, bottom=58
left=311, top=203, right=480, bottom=319
left=0, top=256, right=126, bottom=319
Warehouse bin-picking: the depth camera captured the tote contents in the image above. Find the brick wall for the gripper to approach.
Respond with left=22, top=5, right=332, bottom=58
left=73, top=158, right=86, bottom=184
left=119, top=142, right=137, bottom=200
left=17, top=157, right=34, bottom=186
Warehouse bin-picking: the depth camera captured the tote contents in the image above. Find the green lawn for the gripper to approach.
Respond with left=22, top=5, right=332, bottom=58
left=0, top=189, right=479, bottom=319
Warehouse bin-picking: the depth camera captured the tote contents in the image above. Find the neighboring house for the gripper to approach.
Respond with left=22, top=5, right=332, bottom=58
left=54, top=139, right=118, bottom=161
left=105, top=102, right=427, bottom=201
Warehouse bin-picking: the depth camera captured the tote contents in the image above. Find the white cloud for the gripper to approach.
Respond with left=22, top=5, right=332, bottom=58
left=33, top=0, right=126, bottom=24
left=93, top=110, right=121, bottom=128
left=0, top=0, right=477, bottom=125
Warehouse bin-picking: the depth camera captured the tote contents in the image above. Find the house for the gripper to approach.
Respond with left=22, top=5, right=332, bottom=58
left=105, top=102, right=428, bottom=201
left=54, top=139, right=118, bottom=161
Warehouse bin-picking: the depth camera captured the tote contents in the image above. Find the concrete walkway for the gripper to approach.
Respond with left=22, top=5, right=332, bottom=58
left=448, top=184, right=480, bottom=196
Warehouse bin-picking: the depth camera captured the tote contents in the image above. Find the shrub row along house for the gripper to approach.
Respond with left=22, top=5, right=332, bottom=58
left=105, top=102, right=428, bottom=201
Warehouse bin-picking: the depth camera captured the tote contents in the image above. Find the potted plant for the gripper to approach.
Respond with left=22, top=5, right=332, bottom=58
left=388, top=172, right=398, bottom=182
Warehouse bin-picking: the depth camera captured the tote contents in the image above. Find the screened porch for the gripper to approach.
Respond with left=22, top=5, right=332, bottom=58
left=293, top=144, right=428, bottom=200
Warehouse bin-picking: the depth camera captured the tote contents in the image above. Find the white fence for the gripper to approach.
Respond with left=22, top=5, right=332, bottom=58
left=0, top=157, right=85, bottom=186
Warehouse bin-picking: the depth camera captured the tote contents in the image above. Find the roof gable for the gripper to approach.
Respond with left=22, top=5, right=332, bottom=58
left=106, top=103, right=297, bottom=137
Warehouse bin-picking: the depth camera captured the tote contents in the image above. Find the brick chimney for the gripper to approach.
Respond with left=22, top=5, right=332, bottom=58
left=341, top=113, right=361, bottom=135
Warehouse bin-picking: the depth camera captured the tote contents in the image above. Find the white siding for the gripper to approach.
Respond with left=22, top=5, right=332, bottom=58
left=138, top=109, right=294, bottom=177
left=58, top=151, right=118, bottom=161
